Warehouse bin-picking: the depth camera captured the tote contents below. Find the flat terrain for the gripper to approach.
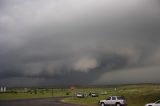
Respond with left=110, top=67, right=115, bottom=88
left=1, top=84, right=160, bottom=106
left=0, top=88, right=70, bottom=100
left=0, top=97, right=88, bottom=106
left=64, top=84, right=160, bottom=106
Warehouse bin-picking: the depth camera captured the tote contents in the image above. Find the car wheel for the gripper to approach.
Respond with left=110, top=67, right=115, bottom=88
left=116, top=103, right=121, bottom=106
left=101, top=103, right=105, bottom=106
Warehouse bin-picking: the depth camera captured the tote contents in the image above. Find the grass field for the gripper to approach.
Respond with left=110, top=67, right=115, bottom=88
left=1, top=84, right=160, bottom=106
left=0, top=88, right=71, bottom=100
left=63, top=84, right=160, bottom=106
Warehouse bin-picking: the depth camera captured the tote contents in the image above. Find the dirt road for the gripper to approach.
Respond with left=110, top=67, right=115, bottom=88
left=0, top=97, right=89, bottom=106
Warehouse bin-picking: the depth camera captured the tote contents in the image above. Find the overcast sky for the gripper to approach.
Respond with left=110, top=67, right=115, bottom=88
left=0, top=0, right=160, bottom=87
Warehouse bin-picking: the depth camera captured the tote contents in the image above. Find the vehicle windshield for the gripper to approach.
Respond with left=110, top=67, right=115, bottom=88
left=117, top=96, right=125, bottom=100
left=155, top=100, right=160, bottom=104
left=106, top=97, right=111, bottom=100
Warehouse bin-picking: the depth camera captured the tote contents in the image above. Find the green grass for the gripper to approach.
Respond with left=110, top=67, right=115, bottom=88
left=63, top=84, right=160, bottom=106
left=1, top=84, right=160, bottom=106
left=0, top=93, right=52, bottom=100
left=0, top=88, right=71, bottom=100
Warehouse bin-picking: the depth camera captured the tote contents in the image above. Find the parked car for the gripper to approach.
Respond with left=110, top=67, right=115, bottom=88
left=91, top=93, right=99, bottom=97
left=145, top=100, right=160, bottom=106
left=76, top=92, right=85, bottom=98
left=99, top=96, right=127, bottom=106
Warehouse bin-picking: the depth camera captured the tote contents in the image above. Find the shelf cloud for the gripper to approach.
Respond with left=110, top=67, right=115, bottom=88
left=0, top=0, right=160, bottom=86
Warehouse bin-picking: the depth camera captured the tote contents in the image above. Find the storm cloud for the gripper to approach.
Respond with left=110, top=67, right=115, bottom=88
left=0, top=0, right=160, bottom=86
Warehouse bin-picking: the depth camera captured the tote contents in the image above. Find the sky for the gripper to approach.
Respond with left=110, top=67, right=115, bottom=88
left=0, top=0, right=160, bottom=87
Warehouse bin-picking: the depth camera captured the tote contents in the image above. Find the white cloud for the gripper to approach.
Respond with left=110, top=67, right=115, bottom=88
left=73, top=57, right=98, bottom=72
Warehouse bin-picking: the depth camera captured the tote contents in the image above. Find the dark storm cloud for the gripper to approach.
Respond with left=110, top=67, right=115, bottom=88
left=0, top=0, right=160, bottom=86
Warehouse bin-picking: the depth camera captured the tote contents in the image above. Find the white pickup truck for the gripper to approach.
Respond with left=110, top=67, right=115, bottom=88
left=145, top=100, right=160, bottom=106
left=99, top=96, right=127, bottom=106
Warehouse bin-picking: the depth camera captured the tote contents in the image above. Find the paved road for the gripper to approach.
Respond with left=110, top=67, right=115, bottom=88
left=0, top=97, right=89, bottom=106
